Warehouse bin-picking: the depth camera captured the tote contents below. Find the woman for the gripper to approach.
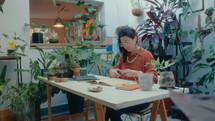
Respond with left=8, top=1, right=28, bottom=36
left=106, top=26, right=158, bottom=121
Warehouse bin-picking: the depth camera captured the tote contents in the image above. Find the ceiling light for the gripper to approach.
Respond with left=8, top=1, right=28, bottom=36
left=53, top=17, right=64, bottom=28
left=53, top=3, right=65, bottom=28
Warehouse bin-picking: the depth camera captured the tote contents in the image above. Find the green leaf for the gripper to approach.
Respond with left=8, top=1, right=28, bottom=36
left=73, top=13, right=83, bottom=18
left=0, top=65, right=7, bottom=82
left=206, top=57, right=215, bottom=63
left=89, top=25, right=95, bottom=35
left=87, top=4, right=96, bottom=13
left=76, top=20, right=86, bottom=24
left=83, top=14, right=93, bottom=19
left=0, top=6, right=3, bottom=13
left=205, top=16, right=212, bottom=25
left=64, top=21, right=73, bottom=27
left=76, top=1, right=85, bottom=7
left=2, top=34, right=9, bottom=38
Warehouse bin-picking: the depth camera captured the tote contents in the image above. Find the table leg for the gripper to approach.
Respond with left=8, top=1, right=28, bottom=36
left=86, top=99, right=90, bottom=121
left=150, top=100, right=160, bottom=121
left=47, top=84, right=52, bottom=121
left=159, top=99, right=168, bottom=121
left=93, top=102, right=105, bottom=121
left=150, top=99, right=168, bottom=121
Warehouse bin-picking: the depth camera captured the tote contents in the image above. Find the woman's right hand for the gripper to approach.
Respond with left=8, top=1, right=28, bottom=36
left=109, top=69, right=121, bottom=78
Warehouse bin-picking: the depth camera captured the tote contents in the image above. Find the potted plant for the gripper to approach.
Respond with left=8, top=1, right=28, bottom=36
left=35, top=47, right=56, bottom=76
left=146, top=57, right=176, bottom=88
left=64, top=1, right=105, bottom=42
left=47, top=38, right=59, bottom=43
left=0, top=65, right=11, bottom=121
left=47, top=69, right=57, bottom=80
left=130, top=0, right=143, bottom=16
left=1, top=33, right=27, bottom=57
left=0, top=60, right=41, bottom=121
left=25, top=22, right=48, bottom=43
left=136, top=0, right=191, bottom=57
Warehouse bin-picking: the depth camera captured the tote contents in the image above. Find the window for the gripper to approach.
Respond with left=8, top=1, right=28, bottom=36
left=30, top=0, right=104, bottom=46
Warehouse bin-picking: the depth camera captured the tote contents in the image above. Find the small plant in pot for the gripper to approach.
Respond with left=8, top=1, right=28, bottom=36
left=1, top=33, right=27, bottom=57
left=7, top=40, right=16, bottom=55
left=146, top=57, right=176, bottom=88
left=47, top=69, right=57, bottom=80
left=35, top=47, right=56, bottom=76
left=48, top=38, right=59, bottom=43
left=51, top=63, right=69, bottom=82
left=25, top=22, right=48, bottom=43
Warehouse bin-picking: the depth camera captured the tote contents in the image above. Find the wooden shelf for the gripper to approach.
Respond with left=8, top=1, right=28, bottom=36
left=0, top=56, right=20, bottom=60
left=30, top=43, right=108, bottom=48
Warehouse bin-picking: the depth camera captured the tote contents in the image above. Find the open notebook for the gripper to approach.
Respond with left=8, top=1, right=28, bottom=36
left=88, top=78, right=130, bottom=86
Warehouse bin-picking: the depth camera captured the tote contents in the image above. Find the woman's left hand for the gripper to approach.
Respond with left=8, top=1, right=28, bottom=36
left=120, top=69, right=141, bottom=78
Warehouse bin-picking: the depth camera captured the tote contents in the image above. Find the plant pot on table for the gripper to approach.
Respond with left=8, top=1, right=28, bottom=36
left=71, top=64, right=81, bottom=77
left=159, top=71, right=175, bottom=89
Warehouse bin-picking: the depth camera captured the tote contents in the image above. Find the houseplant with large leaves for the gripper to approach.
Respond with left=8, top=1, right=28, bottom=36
left=34, top=47, right=56, bottom=76
left=25, top=22, right=48, bottom=43
left=64, top=1, right=105, bottom=42
left=136, top=0, right=191, bottom=56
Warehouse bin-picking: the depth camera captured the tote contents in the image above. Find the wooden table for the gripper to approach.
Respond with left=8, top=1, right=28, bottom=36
left=38, top=75, right=186, bottom=121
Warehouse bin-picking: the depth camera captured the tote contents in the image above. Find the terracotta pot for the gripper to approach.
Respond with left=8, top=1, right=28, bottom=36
left=72, top=64, right=81, bottom=77
left=0, top=108, right=12, bottom=121
left=132, top=9, right=143, bottom=16
left=47, top=75, right=57, bottom=80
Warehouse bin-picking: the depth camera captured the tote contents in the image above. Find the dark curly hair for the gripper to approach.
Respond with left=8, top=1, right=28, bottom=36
left=116, top=26, right=137, bottom=62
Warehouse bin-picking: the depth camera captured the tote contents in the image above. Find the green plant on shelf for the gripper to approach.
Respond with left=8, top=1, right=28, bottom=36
left=1, top=32, right=27, bottom=58
left=25, top=22, right=48, bottom=33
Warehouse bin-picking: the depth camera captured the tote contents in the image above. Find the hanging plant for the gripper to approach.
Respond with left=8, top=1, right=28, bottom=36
left=130, top=0, right=143, bottom=16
